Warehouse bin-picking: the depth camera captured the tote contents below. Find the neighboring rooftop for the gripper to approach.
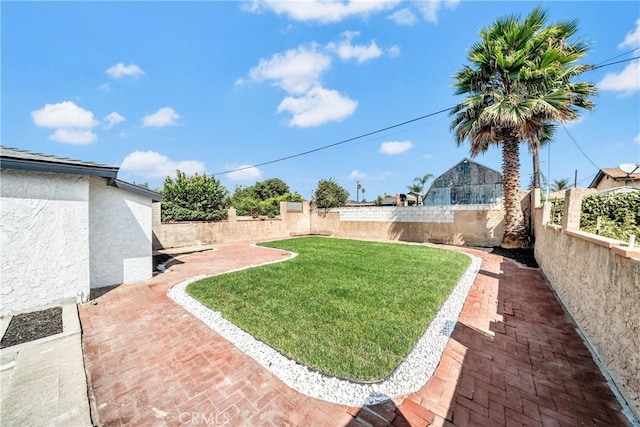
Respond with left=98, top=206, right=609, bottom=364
left=589, top=167, right=640, bottom=189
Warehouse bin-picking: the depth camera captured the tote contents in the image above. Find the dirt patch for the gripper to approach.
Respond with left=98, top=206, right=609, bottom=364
left=491, top=246, right=539, bottom=268
left=1, top=307, right=63, bottom=348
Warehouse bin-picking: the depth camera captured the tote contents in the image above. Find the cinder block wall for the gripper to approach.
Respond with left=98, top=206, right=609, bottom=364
left=153, top=202, right=505, bottom=249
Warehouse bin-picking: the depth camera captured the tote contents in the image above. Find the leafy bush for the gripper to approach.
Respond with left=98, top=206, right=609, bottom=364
left=549, top=198, right=564, bottom=226
left=234, top=197, right=262, bottom=217
left=234, top=192, right=303, bottom=218
left=254, top=178, right=290, bottom=200
left=580, top=192, right=639, bottom=241
left=161, top=170, right=229, bottom=221
left=313, top=178, right=349, bottom=209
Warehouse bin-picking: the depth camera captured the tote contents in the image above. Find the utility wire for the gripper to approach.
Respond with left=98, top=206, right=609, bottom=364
left=212, top=106, right=454, bottom=176
left=561, top=124, right=601, bottom=170
left=214, top=56, right=638, bottom=177
left=594, top=47, right=640, bottom=66
left=592, top=56, right=640, bottom=70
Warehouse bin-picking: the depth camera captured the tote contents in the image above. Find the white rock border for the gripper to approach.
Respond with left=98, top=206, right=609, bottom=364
left=168, top=244, right=481, bottom=407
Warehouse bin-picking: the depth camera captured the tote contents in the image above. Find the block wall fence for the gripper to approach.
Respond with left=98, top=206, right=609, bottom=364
left=531, top=188, right=639, bottom=419
left=151, top=201, right=507, bottom=250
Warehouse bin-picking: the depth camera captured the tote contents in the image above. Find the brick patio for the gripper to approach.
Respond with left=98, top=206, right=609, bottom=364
left=79, top=241, right=631, bottom=426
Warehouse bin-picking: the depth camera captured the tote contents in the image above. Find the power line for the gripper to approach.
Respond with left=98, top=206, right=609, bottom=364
left=561, top=123, right=601, bottom=171
left=592, top=56, right=640, bottom=70
left=214, top=56, right=637, bottom=177
left=212, top=106, right=454, bottom=176
left=594, top=47, right=640, bottom=67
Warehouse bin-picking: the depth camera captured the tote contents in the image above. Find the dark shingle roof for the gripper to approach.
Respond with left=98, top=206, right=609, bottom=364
left=1, top=146, right=161, bottom=201
left=1, top=146, right=119, bottom=178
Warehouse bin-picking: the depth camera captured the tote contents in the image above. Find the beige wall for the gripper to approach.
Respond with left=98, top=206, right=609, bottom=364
left=154, top=202, right=506, bottom=249
left=533, top=190, right=640, bottom=418
left=152, top=202, right=311, bottom=249
left=312, top=210, right=504, bottom=246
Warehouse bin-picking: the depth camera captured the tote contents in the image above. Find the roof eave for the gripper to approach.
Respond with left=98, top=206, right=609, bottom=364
left=113, top=179, right=163, bottom=202
left=1, top=157, right=119, bottom=180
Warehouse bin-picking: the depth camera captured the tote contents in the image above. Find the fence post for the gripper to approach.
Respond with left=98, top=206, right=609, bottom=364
left=532, top=188, right=541, bottom=209
left=227, top=207, right=237, bottom=222
left=152, top=202, right=162, bottom=225
left=562, top=188, right=587, bottom=231
left=541, top=201, right=552, bottom=225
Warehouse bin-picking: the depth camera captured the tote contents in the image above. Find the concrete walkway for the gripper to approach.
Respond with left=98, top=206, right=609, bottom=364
left=0, top=304, right=92, bottom=426
left=79, top=241, right=632, bottom=426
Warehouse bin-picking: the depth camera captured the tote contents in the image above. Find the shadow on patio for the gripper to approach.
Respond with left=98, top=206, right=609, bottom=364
left=79, top=242, right=633, bottom=426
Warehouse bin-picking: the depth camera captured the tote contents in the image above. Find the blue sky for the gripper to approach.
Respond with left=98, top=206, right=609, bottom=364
left=2, top=1, right=639, bottom=200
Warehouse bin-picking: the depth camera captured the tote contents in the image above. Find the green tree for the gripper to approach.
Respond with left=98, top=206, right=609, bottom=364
left=408, top=173, right=434, bottom=195
left=450, top=7, right=596, bottom=248
left=230, top=185, right=258, bottom=205
left=551, top=178, right=570, bottom=192
left=161, top=170, right=229, bottom=221
left=254, top=178, right=290, bottom=200
left=313, top=178, right=349, bottom=209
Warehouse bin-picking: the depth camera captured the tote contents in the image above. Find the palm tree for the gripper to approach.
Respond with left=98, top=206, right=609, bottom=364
left=407, top=183, right=422, bottom=193
left=410, top=173, right=434, bottom=195
left=551, top=178, right=570, bottom=192
left=450, top=7, right=596, bottom=248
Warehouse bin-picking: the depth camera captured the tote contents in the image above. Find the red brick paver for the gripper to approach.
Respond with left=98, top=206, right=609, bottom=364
left=79, top=241, right=631, bottom=426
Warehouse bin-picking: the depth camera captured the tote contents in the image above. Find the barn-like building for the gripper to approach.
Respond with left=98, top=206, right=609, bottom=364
left=424, top=158, right=502, bottom=206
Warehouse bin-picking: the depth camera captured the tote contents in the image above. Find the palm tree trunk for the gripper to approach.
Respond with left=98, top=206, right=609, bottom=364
left=501, top=137, right=529, bottom=248
left=533, top=147, right=541, bottom=188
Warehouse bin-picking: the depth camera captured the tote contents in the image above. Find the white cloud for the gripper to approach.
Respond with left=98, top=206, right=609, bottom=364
left=379, top=140, right=414, bottom=155
left=106, top=62, right=145, bottom=79
left=619, top=18, right=640, bottom=49
left=417, top=0, right=459, bottom=23
left=246, top=0, right=399, bottom=24
left=349, top=169, right=368, bottom=179
left=31, top=101, right=97, bottom=129
left=598, top=61, right=640, bottom=95
left=49, top=129, right=97, bottom=145
left=103, top=112, right=125, bottom=129
left=634, top=134, right=640, bottom=144
left=277, top=86, right=357, bottom=127
left=142, top=107, right=182, bottom=127
left=243, top=39, right=384, bottom=126
left=31, top=101, right=98, bottom=144
left=248, top=44, right=331, bottom=95
left=328, top=31, right=383, bottom=64
left=388, top=8, right=417, bottom=26
left=120, top=151, right=205, bottom=178
left=225, top=164, right=263, bottom=181
left=387, top=45, right=401, bottom=58
left=100, top=83, right=110, bottom=92
left=423, top=153, right=433, bottom=160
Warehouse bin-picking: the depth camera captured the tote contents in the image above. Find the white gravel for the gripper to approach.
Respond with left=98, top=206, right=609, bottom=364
left=167, top=246, right=481, bottom=407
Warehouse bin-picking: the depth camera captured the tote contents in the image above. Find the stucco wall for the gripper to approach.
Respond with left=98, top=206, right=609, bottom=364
left=1, top=169, right=90, bottom=315
left=313, top=205, right=504, bottom=246
left=534, top=198, right=640, bottom=418
left=154, top=203, right=505, bottom=249
left=89, top=178, right=153, bottom=288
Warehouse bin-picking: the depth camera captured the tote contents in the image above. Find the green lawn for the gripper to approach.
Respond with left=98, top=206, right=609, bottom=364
left=186, top=237, right=470, bottom=381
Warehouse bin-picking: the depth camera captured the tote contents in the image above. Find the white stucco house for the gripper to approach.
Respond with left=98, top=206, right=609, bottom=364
left=0, top=146, right=162, bottom=315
